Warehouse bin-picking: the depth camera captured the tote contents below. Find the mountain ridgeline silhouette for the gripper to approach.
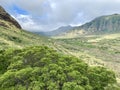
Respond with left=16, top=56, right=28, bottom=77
left=0, top=6, right=21, bottom=29
left=76, top=14, right=120, bottom=33
left=41, top=14, right=120, bottom=37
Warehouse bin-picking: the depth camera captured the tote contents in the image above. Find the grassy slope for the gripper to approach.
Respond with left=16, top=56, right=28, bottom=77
left=0, top=22, right=52, bottom=49
left=54, top=33, right=120, bottom=83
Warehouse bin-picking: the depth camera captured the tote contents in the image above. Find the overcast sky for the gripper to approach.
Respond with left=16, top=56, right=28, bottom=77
left=1, top=0, right=120, bottom=31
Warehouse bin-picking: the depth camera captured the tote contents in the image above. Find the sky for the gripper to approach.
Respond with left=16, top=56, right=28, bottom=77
left=1, top=0, right=120, bottom=32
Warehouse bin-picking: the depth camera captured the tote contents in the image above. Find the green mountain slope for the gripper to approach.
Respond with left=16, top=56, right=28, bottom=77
left=78, top=14, right=120, bottom=34
left=53, top=14, right=120, bottom=38
left=0, top=26, right=50, bottom=49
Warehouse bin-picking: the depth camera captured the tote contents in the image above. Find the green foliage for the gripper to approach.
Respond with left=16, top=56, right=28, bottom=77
left=88, top=66, right=116, bottom=90
left=8, top=36, right=22, bottom=43
left=57, top=34, right=120, bottom=80
left=0, top=46, right=117, bottom=90
left=0, top=26, right=50, bottom=49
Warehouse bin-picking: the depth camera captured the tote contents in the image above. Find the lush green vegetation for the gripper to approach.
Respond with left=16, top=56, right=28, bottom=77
left=0, top=26, right=51, bottom=49
left=56, top=34, right=120, bottom=80
left=0, top=46, right=117, bottom=90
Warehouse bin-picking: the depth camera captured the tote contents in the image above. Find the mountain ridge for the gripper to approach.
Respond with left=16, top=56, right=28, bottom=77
left=78, top=14, right=120, bottom=32
left=35, top=25, right=74, bottom=36
left=0, top=6, right=21, bottom=29
left=45, top=14, right=120, bottom=38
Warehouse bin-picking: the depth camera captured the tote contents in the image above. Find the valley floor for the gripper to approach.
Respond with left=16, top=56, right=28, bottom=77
left=54, top=33, right=120, bottom=83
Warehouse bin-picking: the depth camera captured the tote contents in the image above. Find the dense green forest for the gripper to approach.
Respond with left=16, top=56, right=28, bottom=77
left=0, top=46, right=118, bottom=90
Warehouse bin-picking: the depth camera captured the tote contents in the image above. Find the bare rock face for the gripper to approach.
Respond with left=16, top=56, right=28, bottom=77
left=0, top=6, right=21, bottom=29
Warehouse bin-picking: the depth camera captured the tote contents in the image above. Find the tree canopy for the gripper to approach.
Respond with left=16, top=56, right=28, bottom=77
left=0, top=46, right=117, bottom=90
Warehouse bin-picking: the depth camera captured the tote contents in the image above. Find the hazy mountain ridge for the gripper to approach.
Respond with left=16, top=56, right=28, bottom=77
left=50, top=14, right=120, bottom=38
left=36, top=25, right=74, bottom=36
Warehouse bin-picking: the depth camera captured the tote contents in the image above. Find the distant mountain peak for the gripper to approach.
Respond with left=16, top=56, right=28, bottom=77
left=56, top=25, right=72, bottom=30
left=113, top=13, right=119, bottom=15
left=38, top=25, right=74, bottom=36
left=0, top=6, right=21, bottom=29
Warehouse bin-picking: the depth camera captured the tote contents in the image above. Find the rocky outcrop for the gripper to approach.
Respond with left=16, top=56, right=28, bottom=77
left=0, top=6, right=21, bottom=29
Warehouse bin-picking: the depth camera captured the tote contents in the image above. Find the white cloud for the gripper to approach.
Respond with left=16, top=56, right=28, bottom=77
left=14, top=14, right=43, bottom=31
left=1, top=0, right=120, bottom=31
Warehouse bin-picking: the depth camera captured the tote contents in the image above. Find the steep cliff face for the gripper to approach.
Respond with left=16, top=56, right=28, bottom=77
left=79, top=14, right=120, bottom=33
left=0, top=6, right=21, bottom=29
